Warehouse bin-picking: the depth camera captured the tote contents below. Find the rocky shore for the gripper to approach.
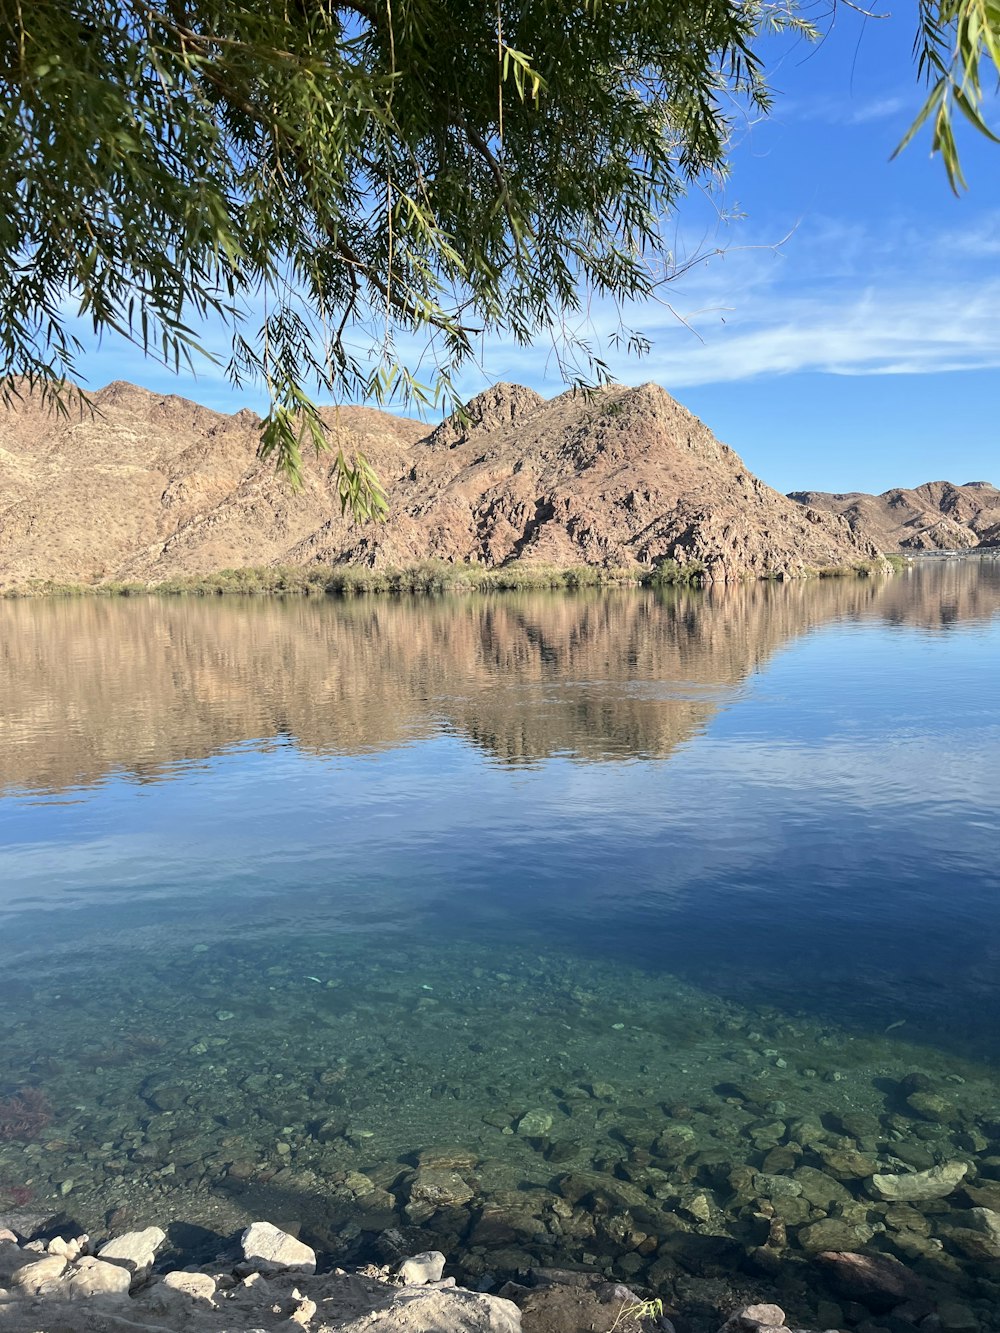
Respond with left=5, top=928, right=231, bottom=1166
left=0, top=1212, right=913, bottom=1333
left=4, top=930, right=1000, bottom=1333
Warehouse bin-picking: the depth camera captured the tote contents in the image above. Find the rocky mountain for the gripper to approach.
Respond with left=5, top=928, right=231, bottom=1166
left=0, top=379, right=882, bottom=587
left=788, top=480, right=1000, bottom=551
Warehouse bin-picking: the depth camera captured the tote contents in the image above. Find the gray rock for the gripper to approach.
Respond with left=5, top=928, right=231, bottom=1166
left=720, top=1303, right=787, bottom=1332
left=796, top=1217, right=875, bottom=1255
left=407, top=1168, right=474, bottom=1209
left=399, top=1251, right=447, bottom=1285
left=98, top=1225, right=166, bottom=1276
left=240, top=1220, right=317, bottom=1274
left=906, top=1091, right=956, bottom=1124
left=868, top=1160, right=968, bottom=1201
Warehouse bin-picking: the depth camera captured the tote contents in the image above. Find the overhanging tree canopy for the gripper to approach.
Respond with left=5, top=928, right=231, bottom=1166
left=1, top=0, right=997, bottom=514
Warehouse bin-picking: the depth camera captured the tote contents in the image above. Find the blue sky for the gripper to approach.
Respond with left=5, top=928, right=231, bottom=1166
left=69, top=8, right=999, bottom=495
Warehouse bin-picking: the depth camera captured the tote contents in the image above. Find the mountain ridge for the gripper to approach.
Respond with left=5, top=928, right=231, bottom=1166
left=788, top=480, right=1000, bottom=552
left=0, top=378, right=884, bottom=587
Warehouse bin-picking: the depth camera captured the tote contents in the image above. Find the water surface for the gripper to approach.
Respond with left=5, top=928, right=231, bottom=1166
left=1, top=562, right=999, bottom=1323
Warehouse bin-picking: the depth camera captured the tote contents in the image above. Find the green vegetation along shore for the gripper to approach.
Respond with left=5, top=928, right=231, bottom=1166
left=1, top=556, right=906, bottom=600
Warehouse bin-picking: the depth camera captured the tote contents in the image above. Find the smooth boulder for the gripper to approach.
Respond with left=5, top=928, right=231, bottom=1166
left=241, top=1221, right=316, bottom=1275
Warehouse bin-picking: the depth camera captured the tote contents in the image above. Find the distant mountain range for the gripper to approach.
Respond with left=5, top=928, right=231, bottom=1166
left=788, top=481, right=1000, bottom=552
left=0, top=379, right=884, bottom=587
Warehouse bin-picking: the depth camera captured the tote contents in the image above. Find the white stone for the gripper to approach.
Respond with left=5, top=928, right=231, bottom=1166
left=399, top=1251, right=447, bottom=1285
left=10, top=1255, right=68, bottom=1296
left=348, top=1286, right=522, bottom=1333
left=290, top=1295, right=318, bottom=1325
left=66, top=1256, right=132, bottom=1299
left=98, top=1225, right=167, bottom=1274
left=162, top=1270, right=218, bottom=1302
left=241, top=1221, right=316, bottom=1274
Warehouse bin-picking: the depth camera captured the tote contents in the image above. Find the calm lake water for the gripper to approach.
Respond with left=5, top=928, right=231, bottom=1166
left=1, top=560, right=999, bottom=1322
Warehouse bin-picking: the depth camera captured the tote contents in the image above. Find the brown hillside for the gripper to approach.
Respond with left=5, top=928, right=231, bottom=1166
left=0, top=379, right=881, bottom=587
left=788, top=480, right=1000, bottom=551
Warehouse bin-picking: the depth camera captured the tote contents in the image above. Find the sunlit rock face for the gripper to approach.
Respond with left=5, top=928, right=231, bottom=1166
left=0, top=379, right=880, bottom=587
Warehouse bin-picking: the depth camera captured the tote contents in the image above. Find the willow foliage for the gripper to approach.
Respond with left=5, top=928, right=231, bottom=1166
left=0, top=0, right=797, bottom=510
left=0, top=2, right=996, bottom=514
left=904, top=0, right=1000, bottom=191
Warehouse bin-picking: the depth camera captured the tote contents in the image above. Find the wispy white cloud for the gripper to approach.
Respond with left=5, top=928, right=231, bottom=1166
left=778, top=91, right=912, bottom=127
left=844, top=94, right=910, bottom=125
left=622, top=282, right=1000, bottom=387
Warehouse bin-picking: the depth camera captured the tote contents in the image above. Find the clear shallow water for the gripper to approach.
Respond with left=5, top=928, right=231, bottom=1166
left=1, top=562, right=1000, bottom=1325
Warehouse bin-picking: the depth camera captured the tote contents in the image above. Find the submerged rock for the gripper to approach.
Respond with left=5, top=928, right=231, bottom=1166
left=906, top=1091, right=957, bottom=1124
left=937, top=1300, right=981, bottom=1332
left=792, top=1167, right=852, bottom=1209
left=516, top=1110, right=553, bottom=1137
left=813, top=1145, right=879, bottom=1180
left=815, top=1250, right=928, bottom=1312
left=407, top=1168, right=475, bottom=1209
left=720, top=1304, right=787, bottom=1333
left=796, top=1217, right=875, bottom=1255
left=868, top=1160, right=968, bottom=1201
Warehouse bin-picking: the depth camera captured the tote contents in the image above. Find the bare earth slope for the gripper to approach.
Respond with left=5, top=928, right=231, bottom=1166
left=788, top=481, right=1000, bottom=551
left=0, top=379, right=880, bottom=587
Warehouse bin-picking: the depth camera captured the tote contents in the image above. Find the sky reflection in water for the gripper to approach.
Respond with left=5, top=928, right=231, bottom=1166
left=1, top=560, right=999, bottom=1058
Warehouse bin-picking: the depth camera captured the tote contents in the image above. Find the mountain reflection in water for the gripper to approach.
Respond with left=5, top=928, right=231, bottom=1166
left=2, top=559, right=998, bottom=796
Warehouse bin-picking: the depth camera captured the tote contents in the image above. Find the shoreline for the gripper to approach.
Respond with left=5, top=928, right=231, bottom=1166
left=0, top=1212, right=931, bottom=1333
left=0, top=557, right=905, bottom=600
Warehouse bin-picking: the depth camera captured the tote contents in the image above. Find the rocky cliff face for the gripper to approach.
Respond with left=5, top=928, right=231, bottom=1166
left=0, top=380, right=881, bottom=586
left=788, top=481, right=1000, bottom=551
